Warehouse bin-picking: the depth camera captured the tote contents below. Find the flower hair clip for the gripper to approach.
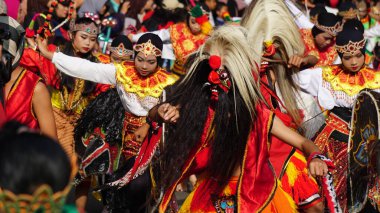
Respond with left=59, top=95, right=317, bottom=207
left=208, top=55, right=231, bottom=101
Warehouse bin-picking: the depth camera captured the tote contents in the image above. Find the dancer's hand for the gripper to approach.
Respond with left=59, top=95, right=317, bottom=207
left=308, top=158, right=328, bottom=178
left=134, top=123, right=150, bottom=143
left=288, top=55, right=307, bottom=68
left=36, top=35, right=53, bottom=60
left=158, top=103, right=179, bottom=123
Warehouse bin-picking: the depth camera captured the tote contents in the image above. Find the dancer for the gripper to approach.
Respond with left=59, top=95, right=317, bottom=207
left=0, top=16, right=57, bottom=139
left=37, top=33, right=178, bottom=212
left=154, top=25, right=330, bottom=213
left=296, top=23, right=380, bottom=212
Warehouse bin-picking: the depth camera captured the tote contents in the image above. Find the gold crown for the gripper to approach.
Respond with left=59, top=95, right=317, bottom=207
left=338, top=8, right=358, bottom=19
left=0, top=157, right=78, bottom=213
left=69, top=20, right=99, bottom=35
left=315, top=21, right=343, bottom=36
left=335, top=38, right=366, bottom=55
left=133, top=39, right=162, bottom=57
left=110, top=43, right=134, bottom=57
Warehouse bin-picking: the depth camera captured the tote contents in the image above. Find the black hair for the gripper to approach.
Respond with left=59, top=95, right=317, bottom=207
left=58, top=17, right=98, bottom=96
left=0, top=121, right=71, bottom=194
left=311, top=12, right=340, bottom=38
left=336, top=26, right=365, bottom=58
left=158, top=55, right=254, bottom=193
left=111, top=35, right=133, bottom=50
left=216, top=2, right=227, bottom=12
left=134, top=33, right=163, bottom=66
left=74, top=88, right=125, bottom=157
left=310, top=4, right=327, bottom=17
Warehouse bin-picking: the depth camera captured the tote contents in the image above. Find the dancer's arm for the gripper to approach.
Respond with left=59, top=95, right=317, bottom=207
left=36, top=37, right=117, bottom=85
left=271, top=116, right=328, bottom=177
left=32, top=82, right=58, bottom=140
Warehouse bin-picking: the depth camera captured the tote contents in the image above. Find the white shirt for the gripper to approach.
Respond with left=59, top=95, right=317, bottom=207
left=52, top=52, right=159, bottom=116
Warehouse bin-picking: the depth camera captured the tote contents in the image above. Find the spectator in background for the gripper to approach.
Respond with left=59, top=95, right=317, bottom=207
left=215, top=2, right=229, bottom=26
left=77, top=0, right=107, bottom=17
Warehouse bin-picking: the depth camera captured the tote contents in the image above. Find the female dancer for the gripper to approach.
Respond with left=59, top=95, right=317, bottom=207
left=296, top=23, right=380, bottom=212
left=21, top=17, right=108, bottom=157
left=37, top=33, right=178, bottom=212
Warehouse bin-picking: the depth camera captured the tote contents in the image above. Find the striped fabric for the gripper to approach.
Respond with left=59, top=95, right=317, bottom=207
left=0, top=16, right=25, bottom=70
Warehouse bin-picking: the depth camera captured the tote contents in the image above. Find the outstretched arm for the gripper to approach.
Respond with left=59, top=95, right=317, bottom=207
left=271, top=116, right=328, bottom=177
left=36, top=37, right=117, bottom=85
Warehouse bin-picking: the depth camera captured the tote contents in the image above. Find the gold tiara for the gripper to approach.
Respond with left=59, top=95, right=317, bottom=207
left=110, top=43, right=133, bottom=57
left=338, top=8, right=358, bottom=19
left=315, top=21, right=343, bottom=36
left=335, top=38, right=366, bottom=55
left=133, top=40, right=162, bottom=57
left=0, top=157, right=78, bottom=213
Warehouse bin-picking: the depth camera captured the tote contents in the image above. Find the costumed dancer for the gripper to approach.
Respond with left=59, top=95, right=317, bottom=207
left=129, top=4, right=212, bottom=75
left=241, top=0, right=324, bottom=211
left=0, top=16, right=57, bottom=140
left=72, top=35, right=134, bottom=208
left=155, top=25, right=330, bottom=213
left=286, top=0, right=342, bottom=67
left=36, top=33, right=178, bottom=213
left=20, top=17, right=109, bottom=158
left=296, top=23, right=380, bottom=212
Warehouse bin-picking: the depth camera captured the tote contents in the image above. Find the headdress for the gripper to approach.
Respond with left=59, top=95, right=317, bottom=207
left=0, top=157, right=78, bottom=213
left=133, top=33, right=163, bottom=58
left=189, top=4, right=213, bottom=35
left=241, top=0, right=304, bottom=66
left=83, top=12, right=101, bottom=25
left=313, top=12, right=342, bottom=36
left=338, top=2, right=358, bottom=20
left=69, top=19, right=100, bottom=35
left=335, top=26, right=365, bottom=56
left=0, top=16, right=25, bottom=70
left=110, top=35, right=133, bottom=57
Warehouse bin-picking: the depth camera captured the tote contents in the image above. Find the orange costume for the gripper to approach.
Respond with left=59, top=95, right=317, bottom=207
left=5, top=69, right=41, bottom=130
left=170, top=23, right=207, bottom=75
left=300, top=29, right=338, bottom=66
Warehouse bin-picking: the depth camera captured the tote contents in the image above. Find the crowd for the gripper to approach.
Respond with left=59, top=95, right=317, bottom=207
left=0, top=0, right=380, bottom=212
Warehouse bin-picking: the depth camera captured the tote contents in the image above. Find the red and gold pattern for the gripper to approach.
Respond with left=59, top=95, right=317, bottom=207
left=159, top=105, right=279, bottom=213
left=5, top=69, right=41, bottom=130
left=314, top=113, right=349, bottom=212
left=322, top=65, right=380, bottom=96
left=115, top=63, right=178, bottom=98
left=300, top=29, right=337, bottom=67
left=170, top=23, right=207, bottom=75
left=94, top=52, right=111, bottom=64
left=121, top=112, right=146, bottom=160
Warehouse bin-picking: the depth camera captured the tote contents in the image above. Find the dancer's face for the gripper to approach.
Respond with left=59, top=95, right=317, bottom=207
left=341, top=50, right=365, bottom=72
left=72, top=31, right=97, bottom=54
left=314, top=32, right=334, bottom=50
left=134, top=52, right=157, bottom=77
left=55, top=3, right=69, bottom=18
left=189, top=16, right=201, bottom=35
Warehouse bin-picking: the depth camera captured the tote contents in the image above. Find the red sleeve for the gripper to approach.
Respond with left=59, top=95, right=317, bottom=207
left=20, top=48, right=59, bottom=87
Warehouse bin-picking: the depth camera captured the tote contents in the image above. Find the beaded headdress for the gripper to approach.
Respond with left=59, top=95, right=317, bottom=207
left=338, top=8, right=358, bottom=19
left=315, top=21, right=342, bottom=36
left=335, top=38, right=366, bottom=55
left=0, top=157, right=78, bottom=213
left=69, top=19, right=99, bottom=35
left=110, top=43, right=133, bottom=57
left=133, top=40, right=162, bottom=57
